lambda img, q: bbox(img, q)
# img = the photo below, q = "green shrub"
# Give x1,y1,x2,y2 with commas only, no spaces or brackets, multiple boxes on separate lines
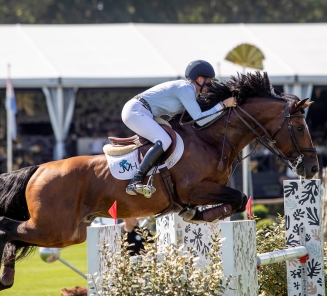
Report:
253,204,269,220
256,218,275,230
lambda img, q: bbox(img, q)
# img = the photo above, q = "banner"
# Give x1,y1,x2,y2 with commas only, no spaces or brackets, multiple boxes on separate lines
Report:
5,78,17,139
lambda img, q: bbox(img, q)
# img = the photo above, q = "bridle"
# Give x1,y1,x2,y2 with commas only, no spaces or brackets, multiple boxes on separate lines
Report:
232,101,317,172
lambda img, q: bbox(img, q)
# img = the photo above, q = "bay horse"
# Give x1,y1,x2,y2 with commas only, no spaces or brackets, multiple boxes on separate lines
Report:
0,72,318,290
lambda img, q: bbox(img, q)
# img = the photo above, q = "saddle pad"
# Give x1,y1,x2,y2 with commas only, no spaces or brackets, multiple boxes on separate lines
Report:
106,132,184,180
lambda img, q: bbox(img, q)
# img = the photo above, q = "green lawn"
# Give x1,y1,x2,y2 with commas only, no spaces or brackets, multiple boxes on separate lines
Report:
1,242,87,296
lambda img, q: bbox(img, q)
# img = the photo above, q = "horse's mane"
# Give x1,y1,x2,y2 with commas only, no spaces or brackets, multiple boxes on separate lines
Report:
198,71,299,110
196,81,232,110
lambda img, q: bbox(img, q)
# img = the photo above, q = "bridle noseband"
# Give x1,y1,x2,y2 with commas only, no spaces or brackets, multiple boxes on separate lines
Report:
233,101,317,172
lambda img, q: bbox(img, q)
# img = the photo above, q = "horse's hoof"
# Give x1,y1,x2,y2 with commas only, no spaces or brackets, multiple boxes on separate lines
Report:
0,282,13,290
178,207,197,222
1,266,14,288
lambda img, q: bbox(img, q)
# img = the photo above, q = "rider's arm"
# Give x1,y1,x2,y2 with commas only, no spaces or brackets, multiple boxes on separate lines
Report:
177,84,224,126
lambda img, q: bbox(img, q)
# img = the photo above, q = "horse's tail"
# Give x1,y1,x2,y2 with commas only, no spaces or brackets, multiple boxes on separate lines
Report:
0,166,39,264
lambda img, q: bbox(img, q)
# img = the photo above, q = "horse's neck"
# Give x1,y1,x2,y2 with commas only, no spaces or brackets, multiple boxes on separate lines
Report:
172,99,281,154
210,98,284,153
228,99,285,151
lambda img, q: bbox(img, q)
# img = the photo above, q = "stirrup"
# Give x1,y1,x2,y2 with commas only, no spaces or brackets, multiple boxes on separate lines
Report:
136,175,156,198
126,184,139,195
136,185,156,198
126,183,156,198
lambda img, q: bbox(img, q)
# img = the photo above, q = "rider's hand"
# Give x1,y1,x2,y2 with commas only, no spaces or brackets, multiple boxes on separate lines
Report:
223,97,237,108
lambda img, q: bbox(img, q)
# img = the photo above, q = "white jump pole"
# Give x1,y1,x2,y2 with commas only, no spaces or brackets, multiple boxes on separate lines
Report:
257,246,308,266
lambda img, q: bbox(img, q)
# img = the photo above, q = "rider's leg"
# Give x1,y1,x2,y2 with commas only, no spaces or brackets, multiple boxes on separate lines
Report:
122,99,171,195
126,140,164,195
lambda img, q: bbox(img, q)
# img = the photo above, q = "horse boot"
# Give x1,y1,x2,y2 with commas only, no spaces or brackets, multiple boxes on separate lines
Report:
126,140,164,197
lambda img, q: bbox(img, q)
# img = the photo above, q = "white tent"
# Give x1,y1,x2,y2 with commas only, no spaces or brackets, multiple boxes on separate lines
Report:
0,23,327,87
1,23,326,159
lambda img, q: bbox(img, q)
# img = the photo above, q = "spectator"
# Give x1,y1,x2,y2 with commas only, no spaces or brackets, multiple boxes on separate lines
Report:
90,132,104,155
122,218,153,256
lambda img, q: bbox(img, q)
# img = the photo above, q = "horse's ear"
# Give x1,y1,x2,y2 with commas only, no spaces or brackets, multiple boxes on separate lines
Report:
293,98,313,112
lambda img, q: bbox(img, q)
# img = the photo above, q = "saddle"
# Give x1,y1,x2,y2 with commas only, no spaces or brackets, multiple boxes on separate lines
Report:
104,123,177,165
103,119,185,217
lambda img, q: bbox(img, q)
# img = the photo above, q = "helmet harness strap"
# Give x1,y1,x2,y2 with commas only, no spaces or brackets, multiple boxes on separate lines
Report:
196,77,208,93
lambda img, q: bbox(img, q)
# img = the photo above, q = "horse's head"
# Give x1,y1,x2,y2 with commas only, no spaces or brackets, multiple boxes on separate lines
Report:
270,97,318,179
195,72,319,179
226,71,319,179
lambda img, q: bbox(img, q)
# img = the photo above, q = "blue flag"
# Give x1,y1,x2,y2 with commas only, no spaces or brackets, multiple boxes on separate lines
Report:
5,79,17,139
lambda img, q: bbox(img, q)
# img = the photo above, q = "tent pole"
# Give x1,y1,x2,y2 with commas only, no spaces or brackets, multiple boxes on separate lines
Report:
6,64,13,172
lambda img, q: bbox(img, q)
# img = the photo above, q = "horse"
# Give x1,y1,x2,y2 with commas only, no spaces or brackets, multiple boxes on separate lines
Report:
0,72,318,290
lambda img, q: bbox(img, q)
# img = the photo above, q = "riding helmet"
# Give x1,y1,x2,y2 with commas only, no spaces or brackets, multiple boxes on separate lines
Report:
185,60,215,80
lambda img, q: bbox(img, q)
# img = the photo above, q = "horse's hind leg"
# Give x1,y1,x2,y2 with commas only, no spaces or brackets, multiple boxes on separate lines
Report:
0,240,14,290
0,243,16,289
0,217,38,290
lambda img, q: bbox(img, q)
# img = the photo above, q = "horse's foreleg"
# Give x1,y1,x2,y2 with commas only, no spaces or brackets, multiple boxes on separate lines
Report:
179,181,247,223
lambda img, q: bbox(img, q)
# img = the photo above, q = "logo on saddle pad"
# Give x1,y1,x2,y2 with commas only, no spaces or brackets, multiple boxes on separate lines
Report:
104,132,184,180
118,159,138,173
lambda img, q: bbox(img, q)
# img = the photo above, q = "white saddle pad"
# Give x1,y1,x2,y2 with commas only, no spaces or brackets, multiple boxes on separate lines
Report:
105,132,184,180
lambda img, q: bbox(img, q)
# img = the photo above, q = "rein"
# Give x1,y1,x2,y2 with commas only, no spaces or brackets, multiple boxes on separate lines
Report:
179,108,227,129
180,100,317,178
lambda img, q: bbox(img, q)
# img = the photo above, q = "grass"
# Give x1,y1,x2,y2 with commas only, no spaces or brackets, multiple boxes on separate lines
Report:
1,242,87,296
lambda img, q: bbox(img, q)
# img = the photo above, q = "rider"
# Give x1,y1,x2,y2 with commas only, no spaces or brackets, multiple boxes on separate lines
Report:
122,60,237,196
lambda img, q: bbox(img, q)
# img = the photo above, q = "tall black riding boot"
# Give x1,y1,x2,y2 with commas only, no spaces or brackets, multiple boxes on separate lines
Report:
126,140,164,196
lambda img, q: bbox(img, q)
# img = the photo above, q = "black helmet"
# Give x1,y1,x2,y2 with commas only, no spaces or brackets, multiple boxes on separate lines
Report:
185,60,215,80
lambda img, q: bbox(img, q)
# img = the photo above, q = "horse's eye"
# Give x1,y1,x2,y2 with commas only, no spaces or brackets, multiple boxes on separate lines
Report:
296,127,303,132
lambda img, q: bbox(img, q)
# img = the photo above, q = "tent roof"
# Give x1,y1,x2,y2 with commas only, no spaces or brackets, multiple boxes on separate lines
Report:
0,23,326,88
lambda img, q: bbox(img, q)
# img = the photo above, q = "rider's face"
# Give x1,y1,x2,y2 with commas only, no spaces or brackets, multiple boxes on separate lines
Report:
195,76,212,93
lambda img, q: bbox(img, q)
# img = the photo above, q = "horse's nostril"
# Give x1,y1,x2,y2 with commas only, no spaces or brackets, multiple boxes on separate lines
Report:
311,165,318,173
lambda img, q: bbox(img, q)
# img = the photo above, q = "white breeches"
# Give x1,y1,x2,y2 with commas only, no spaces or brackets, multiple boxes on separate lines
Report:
122,98,172,151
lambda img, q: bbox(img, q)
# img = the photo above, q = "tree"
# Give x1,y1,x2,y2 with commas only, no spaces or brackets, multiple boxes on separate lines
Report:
0,0,326,24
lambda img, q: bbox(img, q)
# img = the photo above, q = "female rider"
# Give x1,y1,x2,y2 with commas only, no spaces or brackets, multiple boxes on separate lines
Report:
122,60,237,196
